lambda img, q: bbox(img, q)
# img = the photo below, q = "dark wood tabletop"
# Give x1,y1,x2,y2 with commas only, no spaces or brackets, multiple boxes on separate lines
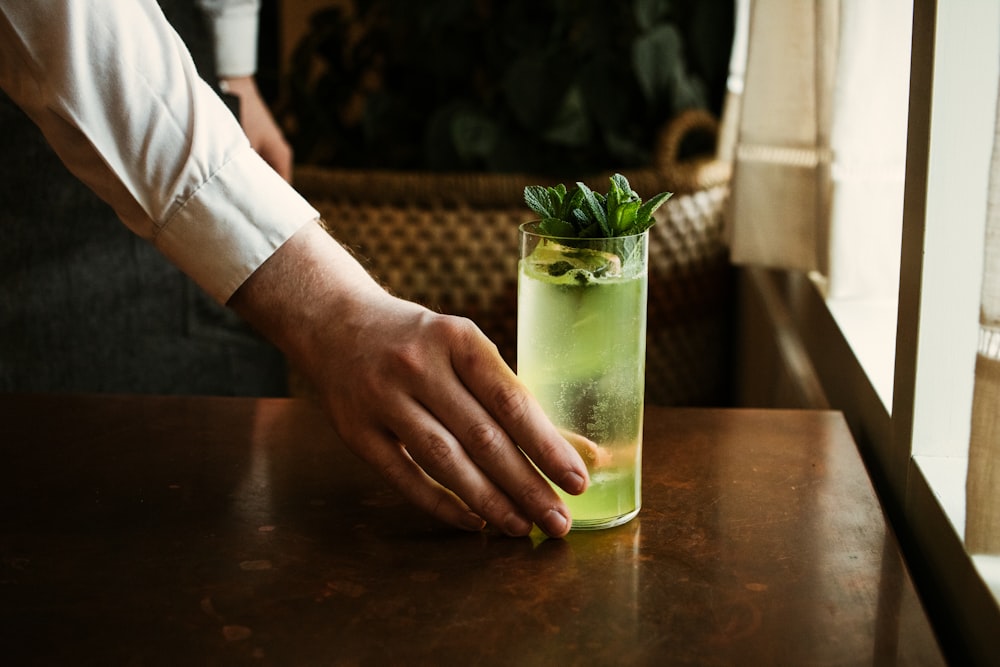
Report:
0,394,944,666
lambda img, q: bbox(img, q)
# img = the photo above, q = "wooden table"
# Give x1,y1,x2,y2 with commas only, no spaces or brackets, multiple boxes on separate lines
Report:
0,394,944,666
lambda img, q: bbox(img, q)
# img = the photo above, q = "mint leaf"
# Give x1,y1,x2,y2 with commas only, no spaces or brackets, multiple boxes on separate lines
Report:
605,176,640,234
547,183,567,216
632,190,673,233
524,185,556,218
559,187,584,222
577,181,611,237
522,173,671,239
538,217,577,238
610,173,636,200
613,200,641,234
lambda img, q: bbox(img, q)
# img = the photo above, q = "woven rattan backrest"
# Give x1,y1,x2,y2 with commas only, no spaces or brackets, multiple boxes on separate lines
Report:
317,204,524,367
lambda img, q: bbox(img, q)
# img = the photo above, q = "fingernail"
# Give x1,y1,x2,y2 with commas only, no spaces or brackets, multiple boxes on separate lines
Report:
461,512,486,531
503,512,532,537
562,471,587,495
542,508,570,537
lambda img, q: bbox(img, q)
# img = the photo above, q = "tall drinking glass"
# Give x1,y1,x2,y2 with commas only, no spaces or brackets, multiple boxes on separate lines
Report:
517,222,648,530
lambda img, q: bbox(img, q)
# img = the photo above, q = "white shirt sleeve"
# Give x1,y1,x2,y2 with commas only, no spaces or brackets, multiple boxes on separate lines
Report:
0,0,318,304
195,0,260,78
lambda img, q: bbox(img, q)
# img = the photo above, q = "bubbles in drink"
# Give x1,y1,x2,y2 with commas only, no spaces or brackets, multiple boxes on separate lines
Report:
518,238,647,529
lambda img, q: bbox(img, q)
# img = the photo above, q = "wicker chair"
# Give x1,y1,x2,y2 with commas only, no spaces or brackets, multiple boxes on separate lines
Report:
293,109,733,406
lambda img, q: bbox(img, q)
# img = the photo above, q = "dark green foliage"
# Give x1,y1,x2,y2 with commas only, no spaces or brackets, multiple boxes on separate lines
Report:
284,0,733,176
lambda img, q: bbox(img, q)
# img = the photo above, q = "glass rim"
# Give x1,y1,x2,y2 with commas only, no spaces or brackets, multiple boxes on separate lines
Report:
519,220,651,242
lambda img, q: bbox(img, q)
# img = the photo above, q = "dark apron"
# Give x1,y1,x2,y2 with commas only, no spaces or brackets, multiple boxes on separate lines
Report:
0,1,288,395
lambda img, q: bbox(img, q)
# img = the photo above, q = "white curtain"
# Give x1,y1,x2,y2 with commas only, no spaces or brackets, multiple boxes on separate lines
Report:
723,0,910,300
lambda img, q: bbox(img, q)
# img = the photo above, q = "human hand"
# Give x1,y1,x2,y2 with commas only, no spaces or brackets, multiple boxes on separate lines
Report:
314,294,591,538
229,223,590,538
220,75,293,181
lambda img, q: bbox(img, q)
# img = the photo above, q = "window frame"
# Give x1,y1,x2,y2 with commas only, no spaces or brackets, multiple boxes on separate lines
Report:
782,0,1000,661
893,0,1000,661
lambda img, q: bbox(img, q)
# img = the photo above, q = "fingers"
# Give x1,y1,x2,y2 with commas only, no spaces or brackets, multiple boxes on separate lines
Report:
300,295,592,538
405,320,590,537
560,428,611,469
383,386,571,538
448,327,591,496
359,427,487,533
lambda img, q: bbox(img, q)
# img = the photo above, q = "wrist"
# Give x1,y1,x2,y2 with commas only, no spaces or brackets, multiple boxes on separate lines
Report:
218,75,256,98
228,220,386,374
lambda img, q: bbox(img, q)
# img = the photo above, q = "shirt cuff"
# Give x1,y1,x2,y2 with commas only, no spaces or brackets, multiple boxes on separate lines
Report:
208,7,259,78
155,144,319,304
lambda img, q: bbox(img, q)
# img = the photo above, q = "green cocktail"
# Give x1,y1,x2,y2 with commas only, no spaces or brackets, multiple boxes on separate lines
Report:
517,224,648,529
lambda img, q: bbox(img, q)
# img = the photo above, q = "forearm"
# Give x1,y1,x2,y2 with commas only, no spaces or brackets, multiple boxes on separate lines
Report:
0,0,310,303
227,220,386,373
219,74,293,181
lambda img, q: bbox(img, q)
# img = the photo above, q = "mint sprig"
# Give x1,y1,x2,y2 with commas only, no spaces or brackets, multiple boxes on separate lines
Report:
524,173,672,239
